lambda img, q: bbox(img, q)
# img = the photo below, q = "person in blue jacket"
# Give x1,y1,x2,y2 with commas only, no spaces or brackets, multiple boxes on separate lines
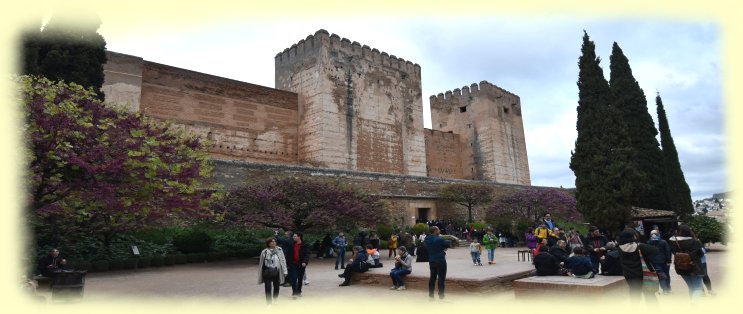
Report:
423,226,450,300
338,246,368,286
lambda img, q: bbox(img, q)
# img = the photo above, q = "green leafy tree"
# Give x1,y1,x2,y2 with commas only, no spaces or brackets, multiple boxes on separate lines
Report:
656,94,695,218
609,42,668,210
684,215,726,244
438,184,493,223
21,76,213,254
20,12,107,99
570,31,638,233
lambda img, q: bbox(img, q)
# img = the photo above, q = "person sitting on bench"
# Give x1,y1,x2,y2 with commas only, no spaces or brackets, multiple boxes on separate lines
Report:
338,246,368,286
390,246,413,290
38,248,67,277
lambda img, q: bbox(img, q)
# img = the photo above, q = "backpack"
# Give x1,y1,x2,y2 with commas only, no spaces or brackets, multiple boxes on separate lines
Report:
672,240,694,271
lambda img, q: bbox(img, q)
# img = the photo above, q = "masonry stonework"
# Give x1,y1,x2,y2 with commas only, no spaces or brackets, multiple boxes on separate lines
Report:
102,29,534,225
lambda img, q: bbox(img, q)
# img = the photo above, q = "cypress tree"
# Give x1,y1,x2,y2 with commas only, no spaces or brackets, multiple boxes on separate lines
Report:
20,13,107,100
570,31,638,232
656,94,694,219
609,43,668,210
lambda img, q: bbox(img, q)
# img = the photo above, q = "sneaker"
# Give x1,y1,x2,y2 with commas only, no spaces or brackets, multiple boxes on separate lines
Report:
478,263,483,266
303,280,310,285
390,286,398,290
397,286,406,291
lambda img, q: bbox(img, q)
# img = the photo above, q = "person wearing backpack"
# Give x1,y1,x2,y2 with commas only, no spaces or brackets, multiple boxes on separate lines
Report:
669,225,705,300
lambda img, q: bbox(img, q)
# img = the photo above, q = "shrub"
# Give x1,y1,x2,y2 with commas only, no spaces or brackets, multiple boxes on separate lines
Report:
138,256,152,268
376,224,394,240
91,260,109,272
412,223,428,236
173,230,213,254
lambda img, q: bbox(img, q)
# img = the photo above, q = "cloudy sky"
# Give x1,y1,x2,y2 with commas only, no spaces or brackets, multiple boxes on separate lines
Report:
94,15,725,200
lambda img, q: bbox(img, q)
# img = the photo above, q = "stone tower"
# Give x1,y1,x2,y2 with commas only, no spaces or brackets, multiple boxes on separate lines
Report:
429,81,530,184
275,29,427,176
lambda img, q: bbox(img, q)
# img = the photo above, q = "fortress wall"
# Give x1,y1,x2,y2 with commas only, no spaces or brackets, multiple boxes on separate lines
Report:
424,129,464,179
127,58,299,164
275,29,427,175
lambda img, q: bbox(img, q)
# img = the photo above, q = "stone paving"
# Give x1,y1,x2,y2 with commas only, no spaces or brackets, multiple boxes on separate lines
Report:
33,245,727,310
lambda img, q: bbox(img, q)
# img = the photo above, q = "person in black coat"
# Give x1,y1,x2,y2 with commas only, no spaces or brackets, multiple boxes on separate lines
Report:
533,251,562,276
286,232,310,298
617,229,659,304
648,229,672,294
38,248,67,277
599,242,622,276
669,225,705,300
276,230,294,287
548,240,570,264
583,226,608,274
338,246,369,286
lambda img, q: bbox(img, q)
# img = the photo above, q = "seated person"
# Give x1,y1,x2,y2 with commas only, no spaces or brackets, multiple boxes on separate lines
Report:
534,251,563,276
365,244,383,268
37,248,67,277
566,247,594,279
548,240,570,264
338,246,368,286
390,246,413,290
599,242,623,276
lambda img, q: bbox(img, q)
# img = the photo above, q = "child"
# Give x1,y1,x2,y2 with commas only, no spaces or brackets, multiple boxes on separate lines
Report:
469,237,483,266
566,247,594,278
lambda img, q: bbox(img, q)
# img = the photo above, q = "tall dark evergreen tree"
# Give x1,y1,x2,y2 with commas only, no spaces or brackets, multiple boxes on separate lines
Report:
21,13,107,100
656,94,694,219
609,42,668,210
570,32,638,232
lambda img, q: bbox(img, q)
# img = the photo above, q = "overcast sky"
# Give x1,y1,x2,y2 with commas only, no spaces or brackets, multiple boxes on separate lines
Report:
96,16,725,201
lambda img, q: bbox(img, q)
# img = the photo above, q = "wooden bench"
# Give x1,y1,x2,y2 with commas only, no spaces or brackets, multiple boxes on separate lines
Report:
513,275,627,298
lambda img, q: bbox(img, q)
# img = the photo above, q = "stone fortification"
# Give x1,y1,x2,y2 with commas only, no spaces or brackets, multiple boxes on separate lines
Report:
430,81,530,185
275,29,427,176
103,51,300,165
424,129,464,179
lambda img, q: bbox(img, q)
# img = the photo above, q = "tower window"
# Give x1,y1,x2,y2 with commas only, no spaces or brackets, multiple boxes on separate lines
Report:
504,107,509,114
459,106,467,113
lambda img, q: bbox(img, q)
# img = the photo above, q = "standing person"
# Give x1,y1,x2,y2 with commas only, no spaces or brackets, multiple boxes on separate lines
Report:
321,234,334,258
584,226,608,275
482,228,497,264
700,247,716,296
424,226,450,301
534,223,550,244
525,229,538,252
258,238,288,305
469,237,483,266
498,232,507,248
617,229,659,304
333,232,347,270
287,232,310,299
369,231,381,250
388,233,399,259
648,229,672,294
541,213,556,230
390,246,413,290
669,225,705,300
276,230,294,287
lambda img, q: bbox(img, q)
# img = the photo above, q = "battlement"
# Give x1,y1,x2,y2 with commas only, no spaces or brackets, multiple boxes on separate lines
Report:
429,80,520,107
275,29,421,78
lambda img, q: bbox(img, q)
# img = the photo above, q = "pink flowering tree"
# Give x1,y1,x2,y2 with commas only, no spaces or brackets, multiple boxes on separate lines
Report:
215,178,390,232
485,188,581,229
21,76,213,251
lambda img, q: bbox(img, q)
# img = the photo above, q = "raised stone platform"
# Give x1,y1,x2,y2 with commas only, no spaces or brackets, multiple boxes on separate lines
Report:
513,275,627,298
348,247,535,293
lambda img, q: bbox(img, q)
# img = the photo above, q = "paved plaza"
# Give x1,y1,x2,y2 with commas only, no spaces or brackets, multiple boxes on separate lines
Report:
33,245,727,310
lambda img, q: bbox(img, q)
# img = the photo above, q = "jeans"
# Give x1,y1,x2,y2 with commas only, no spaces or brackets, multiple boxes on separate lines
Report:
335,247,346,268
652,262,671,292
470,252,481,264
626,277,657,304
589,254,600,274
487,248,495,262
263,274,280,304
681,274,704,299
390,268,411,287
287,263,306,296
428,261,447,299
701,262,712,292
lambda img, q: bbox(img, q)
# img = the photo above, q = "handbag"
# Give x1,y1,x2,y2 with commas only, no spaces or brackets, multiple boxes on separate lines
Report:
639,250,659,293
262,265,279,279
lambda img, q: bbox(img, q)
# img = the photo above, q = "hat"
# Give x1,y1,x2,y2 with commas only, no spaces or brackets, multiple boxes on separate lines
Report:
618,231,636,245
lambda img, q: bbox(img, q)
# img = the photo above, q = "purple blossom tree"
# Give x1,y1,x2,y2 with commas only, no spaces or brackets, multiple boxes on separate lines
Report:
21,76,213,250
215,178,389,232
485,188,581,227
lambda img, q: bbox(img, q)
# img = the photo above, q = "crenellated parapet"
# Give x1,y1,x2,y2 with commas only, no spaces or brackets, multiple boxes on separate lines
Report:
430,80,520,109
275,29,421,79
